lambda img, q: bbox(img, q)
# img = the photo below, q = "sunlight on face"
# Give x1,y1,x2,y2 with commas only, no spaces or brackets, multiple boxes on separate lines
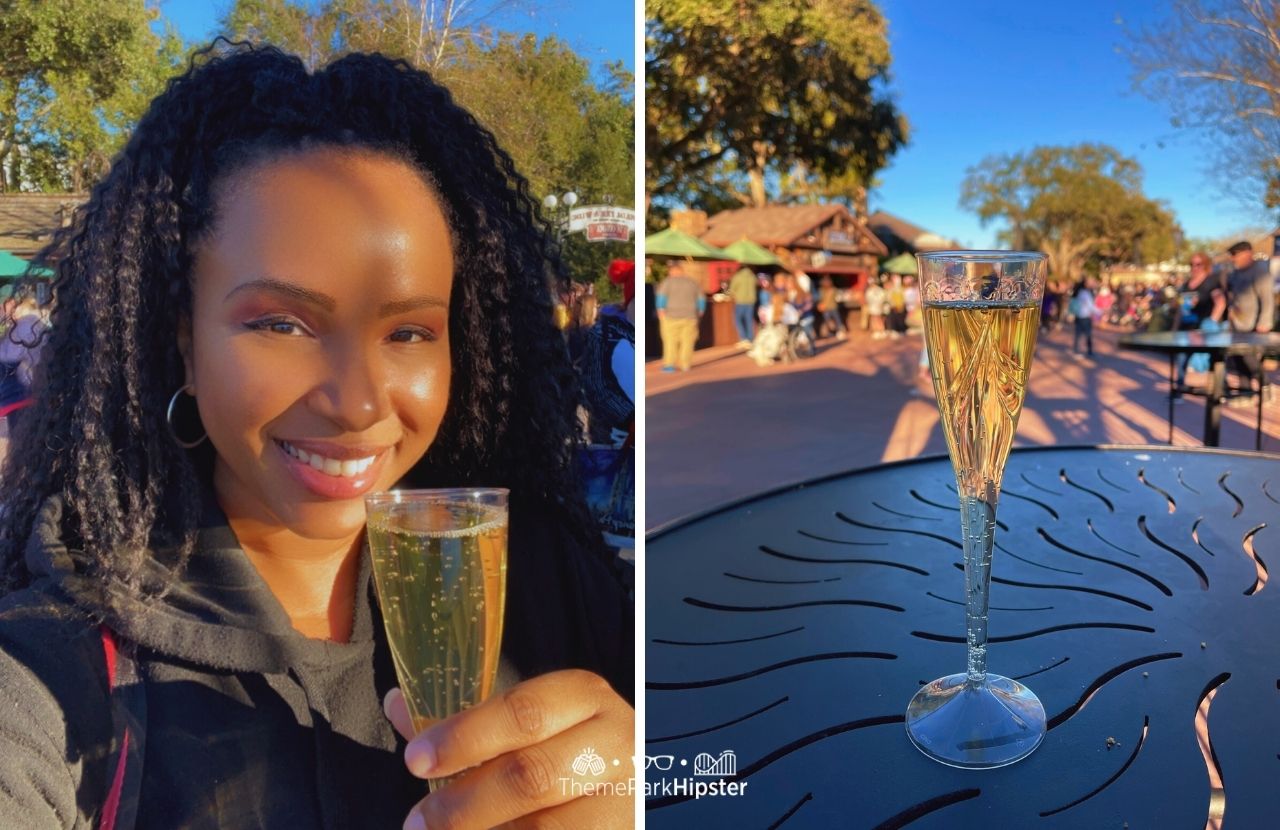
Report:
181,148,455,540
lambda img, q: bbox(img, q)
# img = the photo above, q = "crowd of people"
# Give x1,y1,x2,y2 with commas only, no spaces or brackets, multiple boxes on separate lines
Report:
862,273,921,340
651,240,1276,407
660,266,925,369
1028,240,1275,398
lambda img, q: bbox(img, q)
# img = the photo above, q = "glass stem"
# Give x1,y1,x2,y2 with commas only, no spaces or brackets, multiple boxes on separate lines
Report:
958,484,999,685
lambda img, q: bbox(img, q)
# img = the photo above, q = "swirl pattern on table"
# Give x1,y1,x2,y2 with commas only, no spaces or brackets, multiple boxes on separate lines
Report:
645,447,1278,829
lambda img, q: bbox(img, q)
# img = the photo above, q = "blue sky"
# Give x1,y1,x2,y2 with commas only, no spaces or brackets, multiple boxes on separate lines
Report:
158,0,634,79
873,0,1270,249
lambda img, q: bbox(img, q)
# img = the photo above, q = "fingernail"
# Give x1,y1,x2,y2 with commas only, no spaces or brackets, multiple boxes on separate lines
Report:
383,688,401,719
403,810,426,830
405,738,436,778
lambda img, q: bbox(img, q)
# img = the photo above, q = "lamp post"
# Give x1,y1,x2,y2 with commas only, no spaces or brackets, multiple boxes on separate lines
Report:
542,191,578,241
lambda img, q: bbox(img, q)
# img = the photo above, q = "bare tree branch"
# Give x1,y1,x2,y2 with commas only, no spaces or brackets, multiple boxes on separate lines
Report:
1176,69,1280,97
1127,0,1280,212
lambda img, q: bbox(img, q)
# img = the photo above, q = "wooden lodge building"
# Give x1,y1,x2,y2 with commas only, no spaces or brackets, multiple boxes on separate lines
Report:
656,204,886,348
0,193,85,257
670,204,888,294
866,210,959,257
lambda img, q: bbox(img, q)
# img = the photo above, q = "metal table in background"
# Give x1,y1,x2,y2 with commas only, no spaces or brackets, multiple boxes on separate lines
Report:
645,447,1280,829
1117,331,1280,449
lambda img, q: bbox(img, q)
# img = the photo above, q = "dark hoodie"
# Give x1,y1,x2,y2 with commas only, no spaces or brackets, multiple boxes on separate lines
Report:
0,482,633,829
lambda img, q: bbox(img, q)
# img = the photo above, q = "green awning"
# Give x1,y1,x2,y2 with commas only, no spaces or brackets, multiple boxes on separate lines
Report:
720,238,782,267
881,252,918,275
644,227,729,259
0,250,53,278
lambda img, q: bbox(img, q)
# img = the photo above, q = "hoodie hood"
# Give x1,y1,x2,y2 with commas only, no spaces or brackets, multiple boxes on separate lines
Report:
23,481,377,675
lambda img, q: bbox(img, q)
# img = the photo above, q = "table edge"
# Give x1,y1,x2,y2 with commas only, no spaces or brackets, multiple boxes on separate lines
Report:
646,443,1280,541
1117,335,1280,355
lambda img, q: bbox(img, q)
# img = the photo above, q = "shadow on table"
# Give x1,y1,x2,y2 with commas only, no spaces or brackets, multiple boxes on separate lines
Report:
647,357,1201,530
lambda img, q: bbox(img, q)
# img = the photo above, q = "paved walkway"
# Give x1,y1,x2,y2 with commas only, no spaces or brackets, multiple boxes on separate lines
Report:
646,324,1280,530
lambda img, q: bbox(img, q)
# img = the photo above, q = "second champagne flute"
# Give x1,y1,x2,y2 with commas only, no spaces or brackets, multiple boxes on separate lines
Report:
365,488,509,790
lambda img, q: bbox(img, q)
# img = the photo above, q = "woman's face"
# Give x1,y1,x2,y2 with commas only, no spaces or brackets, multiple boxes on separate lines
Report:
179,148,454,540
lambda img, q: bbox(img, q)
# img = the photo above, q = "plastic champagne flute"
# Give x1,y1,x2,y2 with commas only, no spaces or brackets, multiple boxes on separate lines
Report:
905,251,1048,769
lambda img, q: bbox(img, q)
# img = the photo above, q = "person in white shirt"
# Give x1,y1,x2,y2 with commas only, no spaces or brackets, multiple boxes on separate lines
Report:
864,277,887,339
1069,277,1098,356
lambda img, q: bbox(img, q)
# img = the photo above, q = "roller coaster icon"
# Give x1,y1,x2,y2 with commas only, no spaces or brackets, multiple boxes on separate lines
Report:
692,750,737,777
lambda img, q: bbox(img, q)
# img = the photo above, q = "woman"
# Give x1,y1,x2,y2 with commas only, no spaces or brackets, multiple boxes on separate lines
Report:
1174,253,1227,390
0,45,633,829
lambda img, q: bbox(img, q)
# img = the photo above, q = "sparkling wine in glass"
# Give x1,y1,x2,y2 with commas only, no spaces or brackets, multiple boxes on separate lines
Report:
905,251,1047,769
366,488,509,788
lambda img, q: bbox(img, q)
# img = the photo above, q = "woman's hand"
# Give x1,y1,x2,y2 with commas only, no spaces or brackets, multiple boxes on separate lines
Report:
384,669,635,829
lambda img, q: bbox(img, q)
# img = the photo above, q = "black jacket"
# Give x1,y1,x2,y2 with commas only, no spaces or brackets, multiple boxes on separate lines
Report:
0,483,633,828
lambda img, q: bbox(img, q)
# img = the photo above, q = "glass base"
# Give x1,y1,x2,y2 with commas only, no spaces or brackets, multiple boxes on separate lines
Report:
905,673,1046,769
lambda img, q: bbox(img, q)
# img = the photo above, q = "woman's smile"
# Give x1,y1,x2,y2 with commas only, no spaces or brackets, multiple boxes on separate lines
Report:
273,438,396,499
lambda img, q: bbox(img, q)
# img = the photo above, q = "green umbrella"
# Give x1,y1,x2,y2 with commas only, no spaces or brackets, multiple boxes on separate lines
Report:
644,227,729,259
720,238,782,267
881,252,918,275
0,250,53,278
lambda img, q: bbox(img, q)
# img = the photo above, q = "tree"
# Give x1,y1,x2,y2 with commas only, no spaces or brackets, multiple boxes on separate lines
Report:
1125,0,1280,213
0,0,185,191
220,0,346,69
221,0,536,71
646,0,907,210
222,4,631,200
440,37,634,291
780,164,876,215
960,144,1181,281
440,36,632,198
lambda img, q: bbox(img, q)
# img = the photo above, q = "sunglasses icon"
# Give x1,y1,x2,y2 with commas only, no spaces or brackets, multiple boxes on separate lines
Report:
645,755,675,770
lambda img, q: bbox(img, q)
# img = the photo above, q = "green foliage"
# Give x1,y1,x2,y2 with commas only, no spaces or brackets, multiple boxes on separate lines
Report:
220,0,345,68
440,35,632,198
440,36,635,285
779,164,874,214
0,0,185,191
443,38,634,285
960,143,1182,280
646,0,907,209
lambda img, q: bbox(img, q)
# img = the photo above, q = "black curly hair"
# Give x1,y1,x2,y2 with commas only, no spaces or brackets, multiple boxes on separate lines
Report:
0,42,598,596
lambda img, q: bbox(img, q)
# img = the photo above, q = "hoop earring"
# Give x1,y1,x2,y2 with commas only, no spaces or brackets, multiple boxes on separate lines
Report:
166,385,208,449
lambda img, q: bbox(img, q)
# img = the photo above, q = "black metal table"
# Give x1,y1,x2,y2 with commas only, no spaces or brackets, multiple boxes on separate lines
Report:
645,447,1280,829
1117,331,1280,448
